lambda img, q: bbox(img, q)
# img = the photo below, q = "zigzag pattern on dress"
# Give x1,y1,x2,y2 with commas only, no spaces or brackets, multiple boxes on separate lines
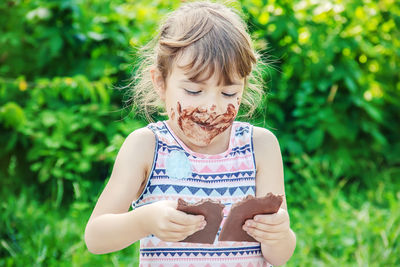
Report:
235,126,250,137
139,261,271,267
136,194,250,206
144,184,255,197
157,140,252,157
140,247,261,257
151,169,255,180
132,121,272,266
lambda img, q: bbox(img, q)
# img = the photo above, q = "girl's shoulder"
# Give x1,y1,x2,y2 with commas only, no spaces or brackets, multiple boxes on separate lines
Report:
252,126,281,165
125,126,156,151
252,126,278,144
121,126,156,169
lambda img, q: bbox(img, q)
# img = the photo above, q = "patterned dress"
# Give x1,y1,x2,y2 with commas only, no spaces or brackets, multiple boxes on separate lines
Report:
132,121,272,267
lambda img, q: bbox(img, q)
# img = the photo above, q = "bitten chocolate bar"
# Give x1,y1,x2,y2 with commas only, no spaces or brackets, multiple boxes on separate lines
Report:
177,198,224,244
177,193,283,243
218,193,283,242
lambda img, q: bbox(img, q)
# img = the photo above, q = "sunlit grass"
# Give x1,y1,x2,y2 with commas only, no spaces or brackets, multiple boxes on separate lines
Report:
287,178,400,266
0,187,139,267
1,174,399,266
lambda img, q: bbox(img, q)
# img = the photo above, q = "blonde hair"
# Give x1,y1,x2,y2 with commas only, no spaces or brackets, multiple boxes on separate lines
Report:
128,1,267,122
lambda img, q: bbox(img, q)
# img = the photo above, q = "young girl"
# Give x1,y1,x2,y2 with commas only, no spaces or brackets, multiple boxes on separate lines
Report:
85,1,296,266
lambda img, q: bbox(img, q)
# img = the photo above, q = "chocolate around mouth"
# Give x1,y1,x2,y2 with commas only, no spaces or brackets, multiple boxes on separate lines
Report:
194,121,215,128
194,121,229,130
195,122,211,128
177,103,236,126
176,102,237,145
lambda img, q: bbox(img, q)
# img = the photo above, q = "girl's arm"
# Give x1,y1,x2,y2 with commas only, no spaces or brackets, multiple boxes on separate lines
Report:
84,128,205,254
249,126,296,266
84,127,155,254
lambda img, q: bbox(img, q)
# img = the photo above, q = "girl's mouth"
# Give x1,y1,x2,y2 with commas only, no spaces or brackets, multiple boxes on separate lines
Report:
194,121,214,130
176,102,237,139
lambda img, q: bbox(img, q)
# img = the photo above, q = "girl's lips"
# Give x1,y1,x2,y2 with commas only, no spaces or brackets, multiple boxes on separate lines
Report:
194,121,214,129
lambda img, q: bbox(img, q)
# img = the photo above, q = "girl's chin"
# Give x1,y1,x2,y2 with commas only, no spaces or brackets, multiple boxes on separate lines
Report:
186,136,214,147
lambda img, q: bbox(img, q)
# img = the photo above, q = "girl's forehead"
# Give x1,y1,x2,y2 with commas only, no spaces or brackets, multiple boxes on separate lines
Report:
174,50,194,66
171,51,244,86
173,66,244,86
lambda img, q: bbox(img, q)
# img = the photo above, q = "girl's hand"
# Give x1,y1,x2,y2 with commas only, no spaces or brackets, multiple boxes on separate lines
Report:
242,208,291,246
143,200,206,242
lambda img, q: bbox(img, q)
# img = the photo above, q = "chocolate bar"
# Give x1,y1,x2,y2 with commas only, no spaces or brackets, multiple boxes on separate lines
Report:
177,198,224,244
218,193,284,242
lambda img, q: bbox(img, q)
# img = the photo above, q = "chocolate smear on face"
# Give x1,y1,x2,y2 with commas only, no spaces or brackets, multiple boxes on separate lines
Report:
176,102,237,146
170,107,176,120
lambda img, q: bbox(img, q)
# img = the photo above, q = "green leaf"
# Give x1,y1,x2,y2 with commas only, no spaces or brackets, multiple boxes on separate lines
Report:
306,129,325,151
286,139,303,155
42,111,57,127
0,102,26,129
344,76,357,93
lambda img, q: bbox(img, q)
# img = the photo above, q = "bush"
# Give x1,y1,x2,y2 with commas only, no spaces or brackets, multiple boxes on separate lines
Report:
0,75,146,206
243,0,400,188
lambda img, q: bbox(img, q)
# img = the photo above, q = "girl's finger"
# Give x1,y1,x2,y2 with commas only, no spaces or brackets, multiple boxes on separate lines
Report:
167,221,206,233
244,226,287,241
159,231,189,242
169,209,205,226
159,225,205,242
244,219,289,233
253,209,289,225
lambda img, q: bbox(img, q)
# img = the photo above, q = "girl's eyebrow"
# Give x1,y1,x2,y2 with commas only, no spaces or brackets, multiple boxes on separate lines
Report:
180,79,243,86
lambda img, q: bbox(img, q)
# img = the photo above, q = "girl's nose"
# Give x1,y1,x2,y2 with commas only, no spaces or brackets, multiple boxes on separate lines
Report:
199,91,223,113
197,104,219,115
196,102,217,113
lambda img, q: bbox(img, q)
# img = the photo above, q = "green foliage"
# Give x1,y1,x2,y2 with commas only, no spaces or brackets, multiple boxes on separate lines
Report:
243,0,400,188
289,177,400,266
0,187,140,266
0,102,26,129
0,75,146,206
0,0,180,80
1,0,400,266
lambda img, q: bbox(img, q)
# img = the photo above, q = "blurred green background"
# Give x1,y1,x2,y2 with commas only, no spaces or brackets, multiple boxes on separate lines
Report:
1,0,399,266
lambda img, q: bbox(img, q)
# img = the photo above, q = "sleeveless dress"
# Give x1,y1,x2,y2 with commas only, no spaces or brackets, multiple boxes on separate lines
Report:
132,121,272,267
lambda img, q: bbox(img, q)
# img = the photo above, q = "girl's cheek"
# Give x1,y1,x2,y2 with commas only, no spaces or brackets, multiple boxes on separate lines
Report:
170,107,176,121
236,96,242,107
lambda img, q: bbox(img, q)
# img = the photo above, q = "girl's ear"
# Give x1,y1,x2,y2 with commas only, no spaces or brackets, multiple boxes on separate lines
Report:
150,67,166,101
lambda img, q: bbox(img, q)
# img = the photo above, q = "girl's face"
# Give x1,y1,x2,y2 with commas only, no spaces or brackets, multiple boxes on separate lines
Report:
157,55,245,150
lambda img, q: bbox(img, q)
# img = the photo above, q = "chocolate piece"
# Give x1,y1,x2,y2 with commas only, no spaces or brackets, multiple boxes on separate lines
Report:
177,198,225,244
218,193,284,242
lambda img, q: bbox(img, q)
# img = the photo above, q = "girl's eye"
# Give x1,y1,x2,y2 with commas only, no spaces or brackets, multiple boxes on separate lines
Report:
222,92,237,97
184,89,201,95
